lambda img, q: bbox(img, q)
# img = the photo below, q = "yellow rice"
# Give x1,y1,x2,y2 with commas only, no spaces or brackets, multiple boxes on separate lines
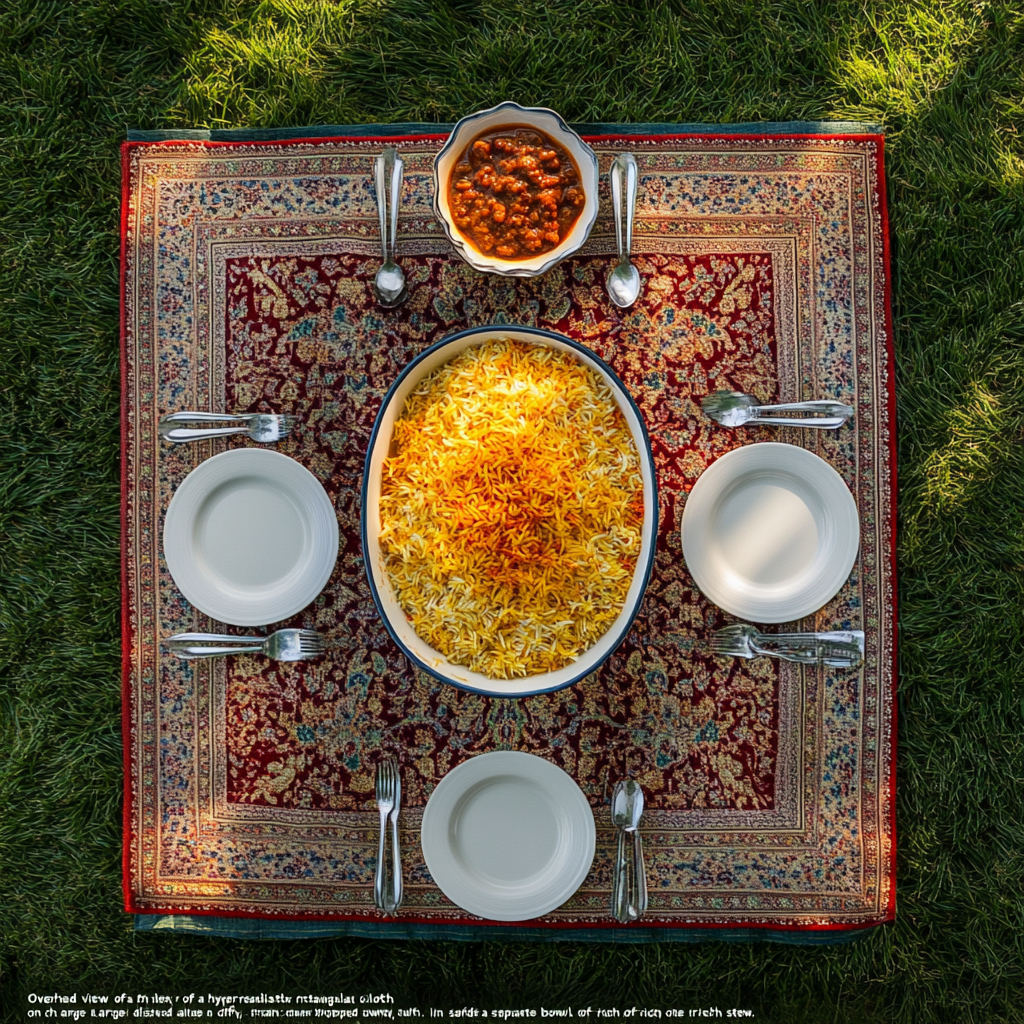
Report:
379,337,643,679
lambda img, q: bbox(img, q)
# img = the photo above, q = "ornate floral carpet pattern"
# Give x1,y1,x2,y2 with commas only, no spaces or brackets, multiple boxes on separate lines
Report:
121,125,895,933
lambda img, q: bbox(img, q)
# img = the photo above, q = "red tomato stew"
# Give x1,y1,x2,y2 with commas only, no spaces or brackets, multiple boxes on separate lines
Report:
447,127,586,260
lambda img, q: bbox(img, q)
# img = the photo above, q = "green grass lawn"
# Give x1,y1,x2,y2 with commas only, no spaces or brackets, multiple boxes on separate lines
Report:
1,1,1023,1021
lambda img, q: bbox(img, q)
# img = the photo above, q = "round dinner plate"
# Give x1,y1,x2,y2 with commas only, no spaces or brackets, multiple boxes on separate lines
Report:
681,442,860,623
421,751,596,921
163,448,339,626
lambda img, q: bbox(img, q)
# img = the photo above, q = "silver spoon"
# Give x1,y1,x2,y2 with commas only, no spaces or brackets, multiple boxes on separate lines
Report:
607,153,641,309
373,147,408,308
701,391,854,429
158,411,296,444
610,778,647,923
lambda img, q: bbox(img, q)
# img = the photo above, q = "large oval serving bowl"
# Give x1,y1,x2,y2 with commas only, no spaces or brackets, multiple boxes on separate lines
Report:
433,102,600,278
361,325,658,698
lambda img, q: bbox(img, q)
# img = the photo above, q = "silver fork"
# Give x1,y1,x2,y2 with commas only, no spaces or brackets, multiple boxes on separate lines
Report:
374,759,403,914
163,629,325,661
159,411,298,444
710,623,864,668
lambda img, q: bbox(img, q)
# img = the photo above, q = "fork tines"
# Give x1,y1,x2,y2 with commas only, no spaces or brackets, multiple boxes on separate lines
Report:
709,639,745,656
298,631,325,655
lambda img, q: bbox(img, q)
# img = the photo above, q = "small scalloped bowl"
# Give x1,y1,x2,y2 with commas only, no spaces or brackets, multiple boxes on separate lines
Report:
433,102,600,277
361,325,659,698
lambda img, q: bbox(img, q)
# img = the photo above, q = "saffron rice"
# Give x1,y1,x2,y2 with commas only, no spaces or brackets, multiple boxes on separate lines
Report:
379,337,643,679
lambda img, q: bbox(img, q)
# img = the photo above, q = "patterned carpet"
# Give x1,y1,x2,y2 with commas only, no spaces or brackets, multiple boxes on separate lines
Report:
121,126,895,934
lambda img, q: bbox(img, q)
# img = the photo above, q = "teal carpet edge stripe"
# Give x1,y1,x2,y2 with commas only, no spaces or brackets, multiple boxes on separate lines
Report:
126,120,883,142
135,915,875,945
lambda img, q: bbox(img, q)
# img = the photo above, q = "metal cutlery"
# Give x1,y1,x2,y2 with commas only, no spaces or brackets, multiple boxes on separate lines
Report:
610,778,647,923
701,391,853,429
374,759,403,914
372,147,408,309
163,629,325,661
606,152,641,309
159,411,297,444
710,623,864,668
388,761,403,913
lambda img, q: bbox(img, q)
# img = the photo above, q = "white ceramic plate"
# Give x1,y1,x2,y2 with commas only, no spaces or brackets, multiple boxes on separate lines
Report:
421,751,596,921
163,448,339,626
681,442,860,622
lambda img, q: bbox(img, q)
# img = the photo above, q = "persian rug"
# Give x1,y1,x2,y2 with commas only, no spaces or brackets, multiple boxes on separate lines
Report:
121,121,896,938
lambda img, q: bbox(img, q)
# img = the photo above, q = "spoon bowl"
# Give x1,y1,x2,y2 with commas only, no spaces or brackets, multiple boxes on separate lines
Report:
612,778,644,831
374,260,408,308
607,259,641,309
